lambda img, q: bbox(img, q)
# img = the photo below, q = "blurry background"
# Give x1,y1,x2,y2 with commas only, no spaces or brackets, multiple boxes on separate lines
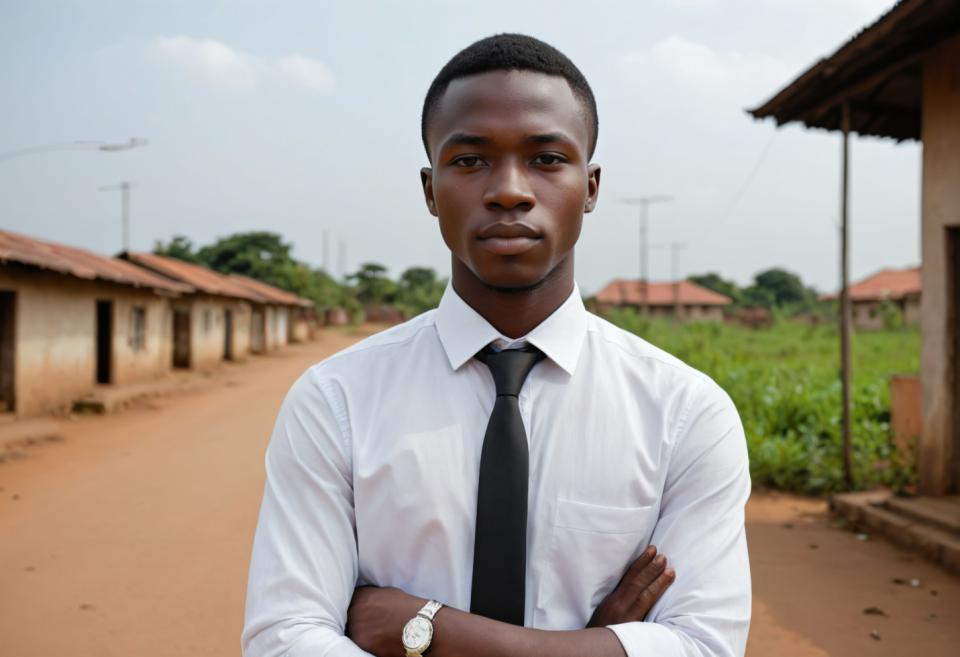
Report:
1,0,918,294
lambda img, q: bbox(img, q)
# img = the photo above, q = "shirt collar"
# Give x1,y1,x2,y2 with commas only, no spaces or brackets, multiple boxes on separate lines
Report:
434,281,588,376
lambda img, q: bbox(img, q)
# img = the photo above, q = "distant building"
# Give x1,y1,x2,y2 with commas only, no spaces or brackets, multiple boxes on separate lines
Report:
821,267,921,330
120,252,261,367
227,274,316,344
595,279,732,321
0,230,189,416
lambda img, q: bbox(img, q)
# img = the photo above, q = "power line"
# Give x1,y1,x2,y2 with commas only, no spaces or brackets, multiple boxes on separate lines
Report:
694,129,778,245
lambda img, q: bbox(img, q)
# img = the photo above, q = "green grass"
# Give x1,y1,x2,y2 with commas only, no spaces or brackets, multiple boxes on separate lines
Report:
604,309,920,494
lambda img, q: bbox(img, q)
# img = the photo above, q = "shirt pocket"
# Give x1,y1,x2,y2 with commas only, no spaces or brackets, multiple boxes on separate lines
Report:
534,499,658,630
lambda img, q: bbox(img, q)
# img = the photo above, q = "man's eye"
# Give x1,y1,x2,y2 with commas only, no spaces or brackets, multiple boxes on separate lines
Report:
532,154,565,166
453,156,484,167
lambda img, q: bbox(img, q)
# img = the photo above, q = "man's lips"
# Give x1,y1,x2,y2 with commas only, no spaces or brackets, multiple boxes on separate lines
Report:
477,221,541,240
476,222,542,256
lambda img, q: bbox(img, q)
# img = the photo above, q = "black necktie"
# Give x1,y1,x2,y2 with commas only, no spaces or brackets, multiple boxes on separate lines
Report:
470,344,545,625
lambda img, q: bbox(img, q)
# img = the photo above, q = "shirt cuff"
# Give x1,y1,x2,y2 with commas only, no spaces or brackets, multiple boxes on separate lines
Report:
280,632,376,657
607,621,684,657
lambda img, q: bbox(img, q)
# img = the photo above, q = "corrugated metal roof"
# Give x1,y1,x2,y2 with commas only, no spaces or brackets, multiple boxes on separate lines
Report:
822,266,921,301
121,252,266,302
749,0,960,141
595,279,732,306
228,274,314,307
0,229,191,294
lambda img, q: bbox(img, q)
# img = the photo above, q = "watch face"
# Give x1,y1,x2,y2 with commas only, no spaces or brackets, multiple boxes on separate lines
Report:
402,616,433,651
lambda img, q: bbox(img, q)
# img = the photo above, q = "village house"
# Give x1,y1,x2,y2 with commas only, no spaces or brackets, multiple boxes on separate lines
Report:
227,274,316,345
822,267,921,330
120,252,261,367
594,279,732,321
0,230,191,417
751,0,959,512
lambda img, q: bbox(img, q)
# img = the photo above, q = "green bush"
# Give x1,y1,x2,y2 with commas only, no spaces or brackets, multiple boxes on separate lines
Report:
603,308,919,494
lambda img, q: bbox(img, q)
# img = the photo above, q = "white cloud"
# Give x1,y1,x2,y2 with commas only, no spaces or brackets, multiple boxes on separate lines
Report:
620,36,793,112
149,36,334,93
151,36,258,90
273,55,335,93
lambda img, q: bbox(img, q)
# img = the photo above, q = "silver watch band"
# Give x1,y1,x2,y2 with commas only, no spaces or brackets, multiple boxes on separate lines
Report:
417,600,443,621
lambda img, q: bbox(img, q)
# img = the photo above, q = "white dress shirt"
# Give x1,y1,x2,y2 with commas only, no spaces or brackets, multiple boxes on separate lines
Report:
242,283,751,657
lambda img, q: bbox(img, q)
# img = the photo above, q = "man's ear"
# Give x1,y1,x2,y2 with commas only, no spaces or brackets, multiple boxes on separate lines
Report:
584,164,601,214
421,167,438,217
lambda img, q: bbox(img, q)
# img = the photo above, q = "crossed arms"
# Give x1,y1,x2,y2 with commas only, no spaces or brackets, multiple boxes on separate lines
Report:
241,371,752,657
345,545,675,657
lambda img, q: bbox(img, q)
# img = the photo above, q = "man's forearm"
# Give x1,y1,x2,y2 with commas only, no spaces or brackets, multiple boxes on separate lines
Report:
430,606,627,657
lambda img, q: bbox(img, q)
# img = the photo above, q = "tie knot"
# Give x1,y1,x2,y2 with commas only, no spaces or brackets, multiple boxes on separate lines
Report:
476,345,545,397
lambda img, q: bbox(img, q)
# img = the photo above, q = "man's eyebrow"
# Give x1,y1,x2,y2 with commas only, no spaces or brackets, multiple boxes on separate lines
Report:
440,133,491,149
525,132,575,145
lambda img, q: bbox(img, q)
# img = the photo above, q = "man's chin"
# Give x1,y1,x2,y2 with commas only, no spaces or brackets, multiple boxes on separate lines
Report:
478,277,548,294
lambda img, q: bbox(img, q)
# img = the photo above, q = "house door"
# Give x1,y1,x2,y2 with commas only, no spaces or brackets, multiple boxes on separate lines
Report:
0,291,15,412
96,300,113,384
172,310,191,369
223,309,234,361
251,309,265,354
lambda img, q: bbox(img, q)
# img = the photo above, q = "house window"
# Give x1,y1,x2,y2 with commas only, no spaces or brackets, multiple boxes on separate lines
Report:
203,309,212,333
129,307,147,351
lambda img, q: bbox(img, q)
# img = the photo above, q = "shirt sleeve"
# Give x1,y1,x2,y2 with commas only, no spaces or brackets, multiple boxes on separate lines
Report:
607,377,752,657
241,367,373,657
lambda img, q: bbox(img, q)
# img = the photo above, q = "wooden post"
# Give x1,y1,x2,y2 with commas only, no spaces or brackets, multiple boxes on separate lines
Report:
840,102,854,490
640,202,649,316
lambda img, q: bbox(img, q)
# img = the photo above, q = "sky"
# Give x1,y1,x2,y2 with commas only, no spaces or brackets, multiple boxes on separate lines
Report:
0,0,919,296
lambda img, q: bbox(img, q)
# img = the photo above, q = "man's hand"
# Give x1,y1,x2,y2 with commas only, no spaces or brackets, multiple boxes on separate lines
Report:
587,545,675,628
347,586,424,656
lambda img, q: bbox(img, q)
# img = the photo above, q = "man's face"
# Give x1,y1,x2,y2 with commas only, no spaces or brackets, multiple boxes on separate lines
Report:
422,70,600,290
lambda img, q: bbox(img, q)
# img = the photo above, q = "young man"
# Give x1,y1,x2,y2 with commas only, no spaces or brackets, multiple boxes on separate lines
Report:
243,34,751,657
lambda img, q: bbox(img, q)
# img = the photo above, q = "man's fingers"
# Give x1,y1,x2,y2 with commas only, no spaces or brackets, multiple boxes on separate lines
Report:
622,553,667,599
630,567,676,617
617,545,657,589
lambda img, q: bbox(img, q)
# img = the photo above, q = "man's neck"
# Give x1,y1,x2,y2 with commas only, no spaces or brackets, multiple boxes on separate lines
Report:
451,257,574,339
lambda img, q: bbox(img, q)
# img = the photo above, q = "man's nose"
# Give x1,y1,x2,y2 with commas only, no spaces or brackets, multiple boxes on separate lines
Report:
483,161,535,211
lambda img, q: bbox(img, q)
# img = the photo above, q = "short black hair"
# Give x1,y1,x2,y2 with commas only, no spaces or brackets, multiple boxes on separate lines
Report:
421,33,598,160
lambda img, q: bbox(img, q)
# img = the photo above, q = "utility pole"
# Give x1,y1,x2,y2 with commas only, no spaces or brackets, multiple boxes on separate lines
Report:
99,181,135,252
621,196,673,315
669,241,687,323
322,230,330,272
652,241,688,323
338,239,347,281
839,102,854,490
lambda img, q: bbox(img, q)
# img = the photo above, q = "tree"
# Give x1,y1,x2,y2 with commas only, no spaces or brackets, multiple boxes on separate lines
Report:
688,272,742,304
153,235,200,263
196,231,299,290
742,268,816,310
348,262,398,305
396,266,446,316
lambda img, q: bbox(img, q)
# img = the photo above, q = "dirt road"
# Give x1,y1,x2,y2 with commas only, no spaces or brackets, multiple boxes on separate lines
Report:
1,329,957,657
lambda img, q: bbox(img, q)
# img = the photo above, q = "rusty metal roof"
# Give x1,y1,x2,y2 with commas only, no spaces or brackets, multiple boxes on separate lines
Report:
121,252,266,302
0,229,191,294
596,279,732,306
749,0,960,141
228,274,314,307
822,266,921,301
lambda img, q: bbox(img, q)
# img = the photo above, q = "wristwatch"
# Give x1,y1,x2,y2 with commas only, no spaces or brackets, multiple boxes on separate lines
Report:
401,599,443,656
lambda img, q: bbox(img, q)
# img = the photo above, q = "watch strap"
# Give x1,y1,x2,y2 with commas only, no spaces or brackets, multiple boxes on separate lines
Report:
417,599,443,621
